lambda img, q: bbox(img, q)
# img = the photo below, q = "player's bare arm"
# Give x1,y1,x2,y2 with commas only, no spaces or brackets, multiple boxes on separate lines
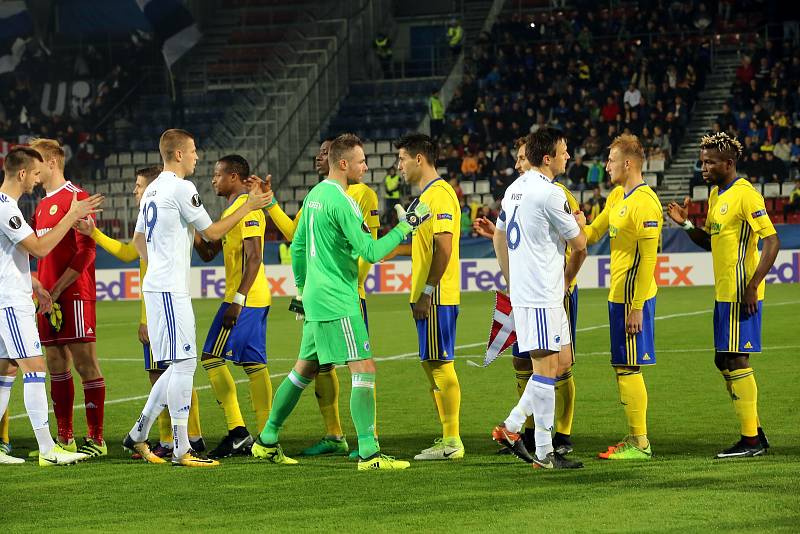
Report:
413,232,452,320
222,235,262,329
132,232,147,264
201,181,271,241
492,225,510,292
19,192,103,259
192,230,222,262
667,197,711,251
744,233,780,315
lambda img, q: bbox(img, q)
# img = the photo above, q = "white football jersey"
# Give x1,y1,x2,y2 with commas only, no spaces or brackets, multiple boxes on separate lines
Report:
496,169,580,308
135,172,212,295
0,192,35,308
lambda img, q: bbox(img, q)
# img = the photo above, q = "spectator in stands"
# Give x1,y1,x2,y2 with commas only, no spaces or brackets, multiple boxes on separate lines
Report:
568,154,588,189
373,33,393,78
492,143,515,194
461,148,478,181
773,137,792,165
763,150,788,183
651,125,672,162
623,84,642,109
736,55,755,85
717,102,736,131
449,175,464,202
384,165,401,214
279,241,292,265
447,18,464,58
601,96,620,123
459,197,472,237
741,151,767,183
582,127,602,159
783,179,800,220
445,147,462,176
791,136,800,167
429,90,445,139
90,132,108,181
586,160,605,189
587,187,606,222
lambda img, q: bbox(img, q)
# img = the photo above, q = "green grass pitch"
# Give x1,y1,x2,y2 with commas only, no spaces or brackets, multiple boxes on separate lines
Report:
3,285,800,532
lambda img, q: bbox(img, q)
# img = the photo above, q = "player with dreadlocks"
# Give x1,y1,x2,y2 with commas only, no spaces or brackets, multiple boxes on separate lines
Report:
667,132,780,458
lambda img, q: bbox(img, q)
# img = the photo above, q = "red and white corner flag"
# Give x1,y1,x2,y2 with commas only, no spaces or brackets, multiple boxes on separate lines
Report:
484,291,516,367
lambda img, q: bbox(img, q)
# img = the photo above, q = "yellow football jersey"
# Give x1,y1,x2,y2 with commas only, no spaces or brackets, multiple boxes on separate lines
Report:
221,194,270,307
411,178,461,305
585,184,662,306
347,183,380,299
705,178,776,302
554,180,580,291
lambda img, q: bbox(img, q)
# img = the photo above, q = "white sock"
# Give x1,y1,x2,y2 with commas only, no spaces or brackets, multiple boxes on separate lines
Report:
129,365,173,442
23,372,56,454
168,358,196,458
0,374,15,422
528,375,555,460
504,402,528,434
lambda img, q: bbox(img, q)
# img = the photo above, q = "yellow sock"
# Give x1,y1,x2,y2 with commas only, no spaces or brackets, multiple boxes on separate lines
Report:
721,369,733,398
188,388,202,439
615,369,648,439
555,368,576,436
157,409,173,445
422,361,444,425
244,364,272,431
202,357,245,431
0,409,9,443
315,365,343,438
430,361,461,440
729,368,759,437
515,369,534,430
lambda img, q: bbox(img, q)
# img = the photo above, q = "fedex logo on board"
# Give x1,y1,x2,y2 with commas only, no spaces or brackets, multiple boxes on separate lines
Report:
596,256,694,287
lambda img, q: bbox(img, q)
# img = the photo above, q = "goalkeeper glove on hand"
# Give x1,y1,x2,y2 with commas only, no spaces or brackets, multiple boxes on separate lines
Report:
288,291,304,321
396,198,431,235
46,302,63,332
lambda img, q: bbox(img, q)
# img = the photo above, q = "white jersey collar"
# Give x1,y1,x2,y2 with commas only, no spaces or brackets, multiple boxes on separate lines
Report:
45,180,73,198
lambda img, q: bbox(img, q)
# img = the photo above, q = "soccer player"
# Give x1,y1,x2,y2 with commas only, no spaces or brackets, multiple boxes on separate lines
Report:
122,129,270,467
30,138,106,457
0,146,101,465
389,133,464,461
581,134,663,460
256,138,381,459
490,128,586,469
251,133,427,470
474,136,584,455
667,132,779,458
76,166,205,458
195,154,274,459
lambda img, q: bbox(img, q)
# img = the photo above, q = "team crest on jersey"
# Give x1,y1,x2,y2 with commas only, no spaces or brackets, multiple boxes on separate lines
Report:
34,341,40,349
554,335,561,344
364,340,370,351
183,343,191,351
49,205,58,216
618,205,628,217
719,203,729,215
8,216,21,229
191,194,202,207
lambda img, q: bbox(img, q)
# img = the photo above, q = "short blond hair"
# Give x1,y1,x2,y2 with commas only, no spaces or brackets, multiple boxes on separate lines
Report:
609,134,645,163
159,129,194,162
29,138,65,171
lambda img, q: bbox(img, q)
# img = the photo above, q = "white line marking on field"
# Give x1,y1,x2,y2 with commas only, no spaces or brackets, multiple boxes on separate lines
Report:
8,300,797,420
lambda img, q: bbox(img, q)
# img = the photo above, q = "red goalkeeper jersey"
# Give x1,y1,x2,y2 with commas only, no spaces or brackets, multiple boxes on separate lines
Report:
33,181,96,301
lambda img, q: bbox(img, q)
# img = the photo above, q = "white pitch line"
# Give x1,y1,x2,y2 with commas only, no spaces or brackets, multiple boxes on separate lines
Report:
8,300,797,420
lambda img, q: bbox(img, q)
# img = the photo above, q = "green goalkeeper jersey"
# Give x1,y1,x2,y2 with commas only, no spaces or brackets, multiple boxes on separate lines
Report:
291,179,408,321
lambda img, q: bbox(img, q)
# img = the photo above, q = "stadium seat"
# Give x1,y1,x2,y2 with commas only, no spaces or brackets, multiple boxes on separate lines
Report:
461,181,475,195
132,152,147,165
644,173,657,187
763,183,781,198
647,159,665,172
118,153,132,165
692,185,709,201
285,200,300,215
287,175,303,187
475,180,491,194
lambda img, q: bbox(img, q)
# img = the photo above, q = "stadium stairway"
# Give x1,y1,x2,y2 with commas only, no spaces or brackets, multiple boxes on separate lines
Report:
660,49,741,203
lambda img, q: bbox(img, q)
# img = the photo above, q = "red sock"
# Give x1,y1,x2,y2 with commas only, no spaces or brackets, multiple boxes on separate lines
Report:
83,377,106,442
50,371,74,442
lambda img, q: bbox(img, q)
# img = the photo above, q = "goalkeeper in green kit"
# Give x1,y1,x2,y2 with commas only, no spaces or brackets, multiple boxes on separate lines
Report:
251,133,430,470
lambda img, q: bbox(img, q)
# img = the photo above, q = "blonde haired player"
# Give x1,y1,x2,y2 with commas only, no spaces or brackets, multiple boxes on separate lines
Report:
581,134,662,460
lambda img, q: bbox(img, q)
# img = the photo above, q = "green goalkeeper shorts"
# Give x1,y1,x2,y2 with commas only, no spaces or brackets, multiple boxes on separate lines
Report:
298,315,372,365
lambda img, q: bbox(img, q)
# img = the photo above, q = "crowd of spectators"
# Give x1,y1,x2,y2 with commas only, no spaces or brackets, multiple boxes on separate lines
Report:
433,4,714,207
0,36,156,183
690,37,800,188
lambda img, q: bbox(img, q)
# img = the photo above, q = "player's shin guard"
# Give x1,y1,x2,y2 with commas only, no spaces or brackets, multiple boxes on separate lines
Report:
188,388,202,439
431,362,461,440
82,377,105,441
729,368,758,437
130,365,173,443
50,370,74,442
350,373,379,459
202,357,245,431
244,364,272,431
23,372,56,454
0,375,15,437
615,368,648,439
555,369,576,436
167,358,196,458
259,370,310,444
315,364,343,438
515,369,534,431
421,361,444,425
528,375,556,460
